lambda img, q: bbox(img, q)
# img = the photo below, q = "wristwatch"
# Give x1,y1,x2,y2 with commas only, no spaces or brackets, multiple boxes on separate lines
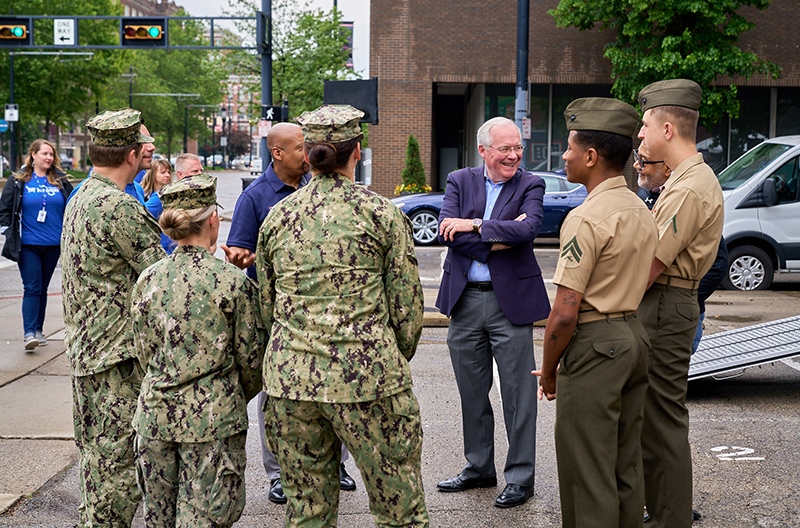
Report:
472,218,482,233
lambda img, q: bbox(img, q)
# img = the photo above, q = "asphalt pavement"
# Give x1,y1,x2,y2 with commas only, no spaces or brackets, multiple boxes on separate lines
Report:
1,171,799,526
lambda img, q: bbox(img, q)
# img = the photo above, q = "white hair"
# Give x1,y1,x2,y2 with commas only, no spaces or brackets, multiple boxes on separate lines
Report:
477,117,521,149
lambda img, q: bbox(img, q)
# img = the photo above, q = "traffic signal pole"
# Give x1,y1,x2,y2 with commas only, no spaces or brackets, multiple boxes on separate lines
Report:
261,0,271,162
515,0,529,170
9,52,15,171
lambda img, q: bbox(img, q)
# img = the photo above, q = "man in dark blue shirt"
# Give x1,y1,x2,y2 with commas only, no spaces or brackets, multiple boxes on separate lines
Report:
221,122,357,503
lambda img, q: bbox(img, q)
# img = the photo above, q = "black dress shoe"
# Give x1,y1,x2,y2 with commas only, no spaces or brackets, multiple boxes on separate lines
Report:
268,477,287,504
340,463,356,491
436,473,497,492
494,483,532,508
693,510,702,522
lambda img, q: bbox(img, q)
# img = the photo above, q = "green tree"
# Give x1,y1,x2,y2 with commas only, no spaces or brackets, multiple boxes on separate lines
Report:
396,135,429,194
101,10,226,159
549,0,781,125
223,0,354,119
0,0,128,160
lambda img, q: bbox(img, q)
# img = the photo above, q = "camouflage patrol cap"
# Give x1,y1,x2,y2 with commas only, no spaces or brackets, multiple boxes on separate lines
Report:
296,105,364,143
564,97,639,138
160,172,222,210
86,108,155,147
638,79,702,113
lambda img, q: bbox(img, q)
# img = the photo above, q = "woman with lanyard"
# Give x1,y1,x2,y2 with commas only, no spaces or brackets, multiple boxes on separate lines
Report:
0,139,73,350
130,173,265,527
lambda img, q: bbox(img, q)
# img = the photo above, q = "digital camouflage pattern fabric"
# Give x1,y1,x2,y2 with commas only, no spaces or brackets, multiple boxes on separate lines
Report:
265,390,429,528
136,431,248,528
71,358,143,528
160,172,221,211
131,245,266,443
295,105,364,143
255,172,424,403
61,172,165,377
85,108,155,147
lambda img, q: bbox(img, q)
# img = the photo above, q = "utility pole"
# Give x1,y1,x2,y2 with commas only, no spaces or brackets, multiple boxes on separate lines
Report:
515,0,530,170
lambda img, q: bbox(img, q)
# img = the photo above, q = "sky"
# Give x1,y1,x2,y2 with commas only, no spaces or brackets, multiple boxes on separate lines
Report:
182,0,370,77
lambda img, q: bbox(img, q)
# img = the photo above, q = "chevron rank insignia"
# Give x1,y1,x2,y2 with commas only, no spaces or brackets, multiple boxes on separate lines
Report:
663,214,678,236
560,236,583,266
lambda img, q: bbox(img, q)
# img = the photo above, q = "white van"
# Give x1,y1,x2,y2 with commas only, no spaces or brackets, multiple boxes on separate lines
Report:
718,135,800,290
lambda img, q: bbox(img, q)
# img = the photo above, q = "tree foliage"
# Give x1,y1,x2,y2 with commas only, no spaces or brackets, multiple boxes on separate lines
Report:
223,0,354,119
100,10,226,159
549,0,781,125
396,135,430,194
0,0,128,157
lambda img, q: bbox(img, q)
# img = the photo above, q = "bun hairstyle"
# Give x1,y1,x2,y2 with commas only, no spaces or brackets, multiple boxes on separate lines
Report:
159,205,215,241
305,137,360,173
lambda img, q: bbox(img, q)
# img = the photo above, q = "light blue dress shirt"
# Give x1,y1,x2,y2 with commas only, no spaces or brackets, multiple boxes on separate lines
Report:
467,169,506,282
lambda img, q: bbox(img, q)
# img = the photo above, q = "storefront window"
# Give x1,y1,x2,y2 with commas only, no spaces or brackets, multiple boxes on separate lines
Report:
777,87,800,137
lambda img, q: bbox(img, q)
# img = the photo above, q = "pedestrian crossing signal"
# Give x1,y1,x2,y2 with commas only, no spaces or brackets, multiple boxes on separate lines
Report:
121,18,167,47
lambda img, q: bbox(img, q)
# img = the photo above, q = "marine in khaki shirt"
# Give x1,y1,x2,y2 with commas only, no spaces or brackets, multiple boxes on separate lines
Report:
651,152,724,282
534,97,657,528
636,79,724,528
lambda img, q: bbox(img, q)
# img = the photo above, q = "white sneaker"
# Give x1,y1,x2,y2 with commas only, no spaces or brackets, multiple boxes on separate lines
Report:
24,335,39,350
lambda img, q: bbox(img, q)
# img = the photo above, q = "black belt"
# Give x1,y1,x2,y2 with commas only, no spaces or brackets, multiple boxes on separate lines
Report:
465,281,493,291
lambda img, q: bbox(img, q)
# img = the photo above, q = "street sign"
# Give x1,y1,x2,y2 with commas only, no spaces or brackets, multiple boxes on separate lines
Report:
0,119,8,133
262,105,287,122
214,124,222,133
220,136,227,147
258,120,272,137
54,19,75,46
5,104,18,122
522,118,531,140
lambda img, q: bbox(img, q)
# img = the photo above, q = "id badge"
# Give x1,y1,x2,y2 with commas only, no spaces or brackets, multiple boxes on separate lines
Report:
37,209,47,223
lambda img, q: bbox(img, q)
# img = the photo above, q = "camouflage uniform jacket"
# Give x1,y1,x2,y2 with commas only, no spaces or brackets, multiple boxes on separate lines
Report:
256,172,424,403
131,245,266,443
61,172,165,377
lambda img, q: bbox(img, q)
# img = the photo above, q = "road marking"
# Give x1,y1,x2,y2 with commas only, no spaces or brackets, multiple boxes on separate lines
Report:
781,357,800,372
710,445,765,461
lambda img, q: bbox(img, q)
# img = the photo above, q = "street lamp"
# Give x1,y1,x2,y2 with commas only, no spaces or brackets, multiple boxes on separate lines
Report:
220,104,227,169
227,95,233,168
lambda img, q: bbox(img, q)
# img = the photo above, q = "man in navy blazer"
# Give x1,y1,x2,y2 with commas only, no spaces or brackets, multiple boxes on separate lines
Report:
435,116,550,509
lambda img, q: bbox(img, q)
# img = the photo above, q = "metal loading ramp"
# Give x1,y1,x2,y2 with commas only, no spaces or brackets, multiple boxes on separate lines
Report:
688,315,800,381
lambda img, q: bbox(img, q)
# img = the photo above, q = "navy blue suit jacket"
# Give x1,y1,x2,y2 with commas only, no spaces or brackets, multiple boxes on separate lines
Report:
435,166,551,326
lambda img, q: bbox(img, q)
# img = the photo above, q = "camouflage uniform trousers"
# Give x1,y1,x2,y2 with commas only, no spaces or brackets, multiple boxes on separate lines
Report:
265,389,429,528
71,358,143,528
135,431,247,528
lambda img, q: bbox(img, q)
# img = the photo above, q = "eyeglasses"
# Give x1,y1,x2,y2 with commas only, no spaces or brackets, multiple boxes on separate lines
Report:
632,149,664,166
488,144,525,155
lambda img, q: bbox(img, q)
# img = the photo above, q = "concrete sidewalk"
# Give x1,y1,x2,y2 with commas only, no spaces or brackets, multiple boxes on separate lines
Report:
2,278,800,517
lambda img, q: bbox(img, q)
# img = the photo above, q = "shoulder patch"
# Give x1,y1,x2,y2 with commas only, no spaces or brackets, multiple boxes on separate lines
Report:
560,236,583,264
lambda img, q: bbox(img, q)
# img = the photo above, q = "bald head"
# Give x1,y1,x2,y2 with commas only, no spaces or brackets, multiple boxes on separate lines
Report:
267,122,308,185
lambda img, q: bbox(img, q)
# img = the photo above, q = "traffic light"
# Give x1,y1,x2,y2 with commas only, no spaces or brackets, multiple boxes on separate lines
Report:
0,18,31,47
121,18,167,47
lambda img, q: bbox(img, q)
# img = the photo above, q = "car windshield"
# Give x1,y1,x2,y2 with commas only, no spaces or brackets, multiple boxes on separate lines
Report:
717,142,792,190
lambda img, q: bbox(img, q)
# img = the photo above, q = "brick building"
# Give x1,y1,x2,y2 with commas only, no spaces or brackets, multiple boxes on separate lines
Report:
369,0,800,196
118,0,181,17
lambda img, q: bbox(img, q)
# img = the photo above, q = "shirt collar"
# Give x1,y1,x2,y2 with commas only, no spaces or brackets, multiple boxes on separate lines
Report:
265,162,309,193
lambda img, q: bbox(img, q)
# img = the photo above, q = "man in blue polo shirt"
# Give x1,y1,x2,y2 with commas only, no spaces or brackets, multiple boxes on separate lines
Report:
221,122,357,504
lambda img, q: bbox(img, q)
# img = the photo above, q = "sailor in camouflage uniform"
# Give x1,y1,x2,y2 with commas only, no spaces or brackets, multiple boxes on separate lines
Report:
130,173,266,527
256,105,429,527
61,108,166,527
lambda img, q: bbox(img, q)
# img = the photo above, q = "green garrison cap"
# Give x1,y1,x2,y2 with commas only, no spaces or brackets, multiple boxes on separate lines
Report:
564,97,640,138
296,104,365,143
160,173,222,210
86,108,155,147
638,79,702,113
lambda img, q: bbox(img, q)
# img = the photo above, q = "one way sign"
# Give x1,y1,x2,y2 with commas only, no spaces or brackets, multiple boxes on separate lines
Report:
54,19,75,46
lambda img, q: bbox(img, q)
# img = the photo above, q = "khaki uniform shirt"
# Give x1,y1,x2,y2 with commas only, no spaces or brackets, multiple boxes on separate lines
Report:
652,153,724,281
61,173,165,377
131,246,266,443
256,173,424,404
553,176,658,313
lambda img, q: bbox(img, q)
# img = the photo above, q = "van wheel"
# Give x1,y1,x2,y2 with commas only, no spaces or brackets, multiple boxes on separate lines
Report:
723,245,774,291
